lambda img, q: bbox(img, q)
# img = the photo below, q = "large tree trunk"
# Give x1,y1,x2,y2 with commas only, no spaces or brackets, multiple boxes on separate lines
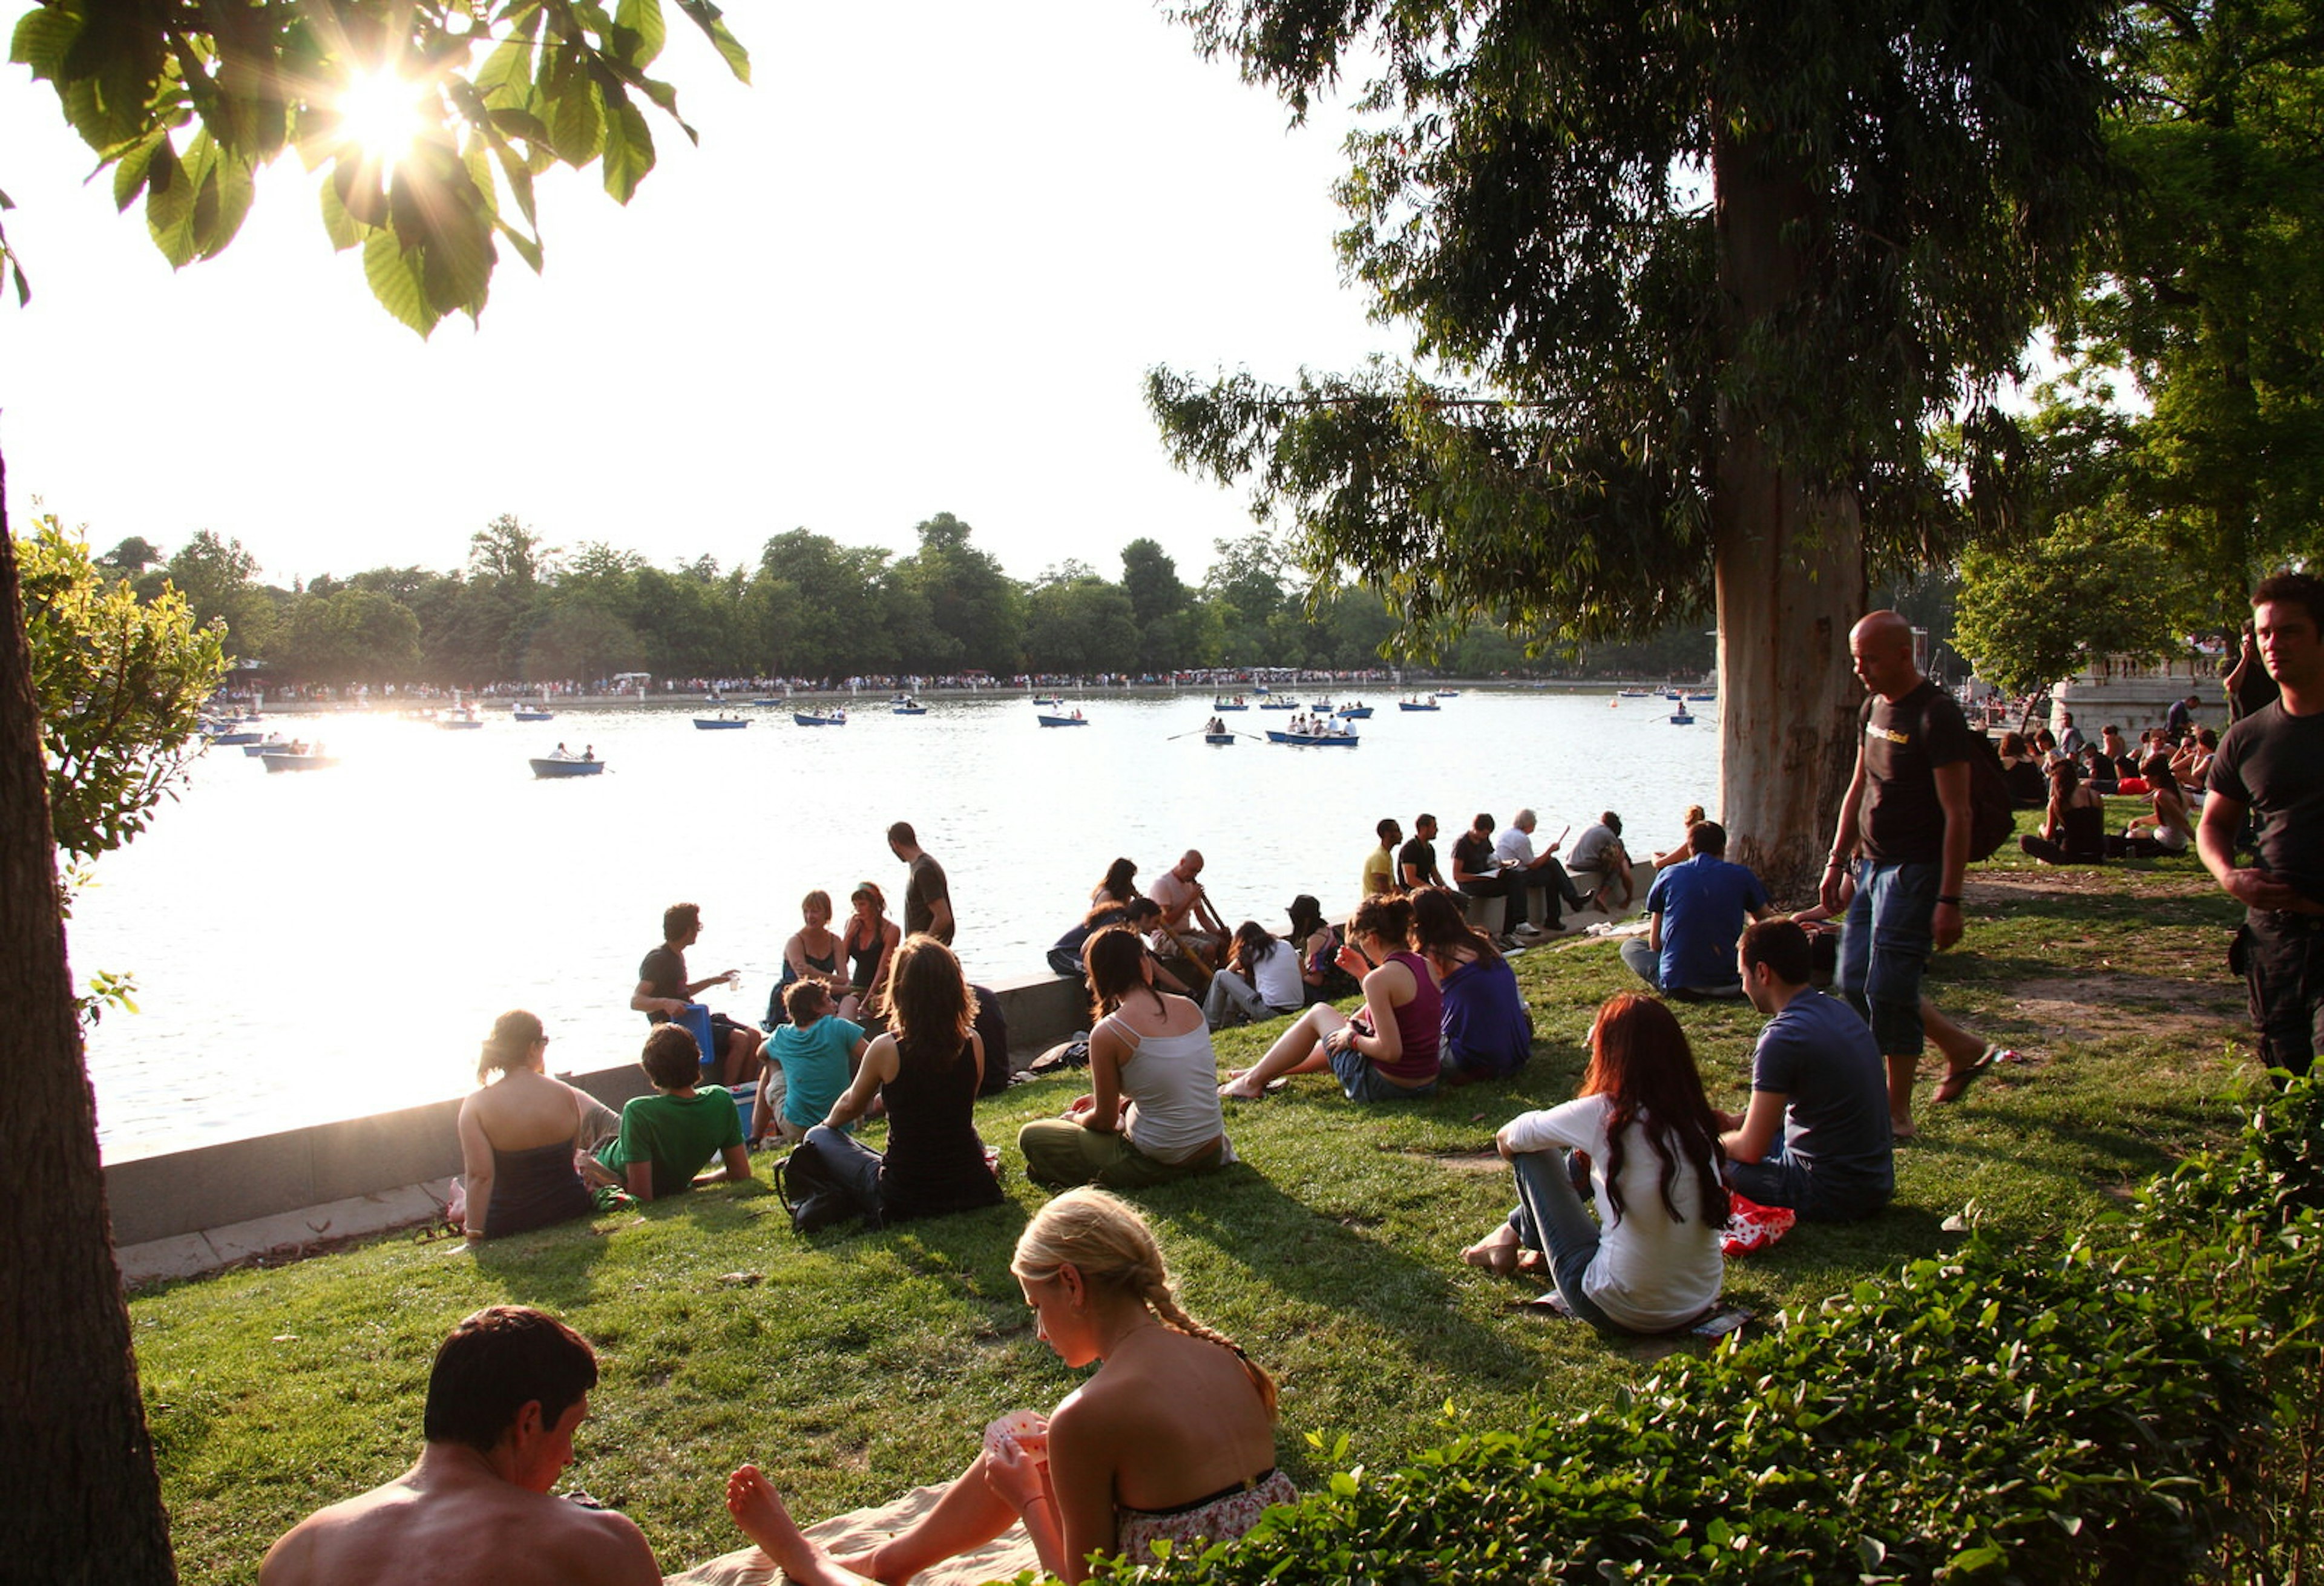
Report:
0,454,179,1581
1710,135,1868,902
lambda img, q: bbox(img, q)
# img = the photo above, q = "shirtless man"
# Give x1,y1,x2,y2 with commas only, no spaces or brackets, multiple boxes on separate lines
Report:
258,1306,658,1586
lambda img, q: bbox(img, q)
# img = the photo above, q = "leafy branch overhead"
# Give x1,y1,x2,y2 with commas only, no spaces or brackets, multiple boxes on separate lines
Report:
7,0,750,335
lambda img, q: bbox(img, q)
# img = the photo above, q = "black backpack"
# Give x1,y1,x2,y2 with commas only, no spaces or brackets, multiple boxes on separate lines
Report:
1963,732,2017,863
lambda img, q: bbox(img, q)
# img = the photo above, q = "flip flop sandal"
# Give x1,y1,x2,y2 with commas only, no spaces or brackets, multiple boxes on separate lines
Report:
1933,1045,2003,1105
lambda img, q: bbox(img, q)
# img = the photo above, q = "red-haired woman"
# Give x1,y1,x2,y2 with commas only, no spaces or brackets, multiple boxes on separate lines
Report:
1460,993,1726,1333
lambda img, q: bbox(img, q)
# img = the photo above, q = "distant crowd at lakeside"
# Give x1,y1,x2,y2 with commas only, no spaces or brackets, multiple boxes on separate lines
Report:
260,580,2324,1586
205,667,1408,707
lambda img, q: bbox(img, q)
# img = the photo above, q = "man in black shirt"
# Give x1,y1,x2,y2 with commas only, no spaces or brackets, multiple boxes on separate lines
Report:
1399,813,1446,891
2201,571,2324,1082
886,821,955,945
631,902,762,1087
1820,610,1991,1139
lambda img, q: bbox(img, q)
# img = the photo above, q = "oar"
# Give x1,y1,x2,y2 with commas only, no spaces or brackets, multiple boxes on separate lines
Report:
1164,727,1215,741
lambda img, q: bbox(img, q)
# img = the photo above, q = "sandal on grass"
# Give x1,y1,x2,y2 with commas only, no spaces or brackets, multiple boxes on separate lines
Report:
1933,1044,2006,1105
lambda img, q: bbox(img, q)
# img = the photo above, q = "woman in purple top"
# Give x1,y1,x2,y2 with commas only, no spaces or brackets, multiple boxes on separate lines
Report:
1219,894,1441,1102
1408,887,1532,1083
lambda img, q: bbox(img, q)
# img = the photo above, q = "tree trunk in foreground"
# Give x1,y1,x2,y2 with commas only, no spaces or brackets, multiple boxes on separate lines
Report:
0,453,179,1581
1710,136,1869,902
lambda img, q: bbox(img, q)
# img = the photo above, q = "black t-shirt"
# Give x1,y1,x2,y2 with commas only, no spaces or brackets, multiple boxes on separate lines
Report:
1397,836,1440,885
638,944,685,1024
2210,702,2324,905
1450,831,1497,883
905,853,952,943
1857,680,1973,865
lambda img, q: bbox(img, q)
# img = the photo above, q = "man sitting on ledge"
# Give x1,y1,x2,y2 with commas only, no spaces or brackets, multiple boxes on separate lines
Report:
1716,920,1894,1223
1619,820,1771,997
259,1306,660,1586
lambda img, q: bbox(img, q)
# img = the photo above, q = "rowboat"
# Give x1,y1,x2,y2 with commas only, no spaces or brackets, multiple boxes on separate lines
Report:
530,756,605,778
206,728,262,746
1397,700,1440,713
1032,695,1065,708
1258,699,1298,710
438,707,485,730
1434,689,1461,697
890,695,927,715
750,698,786,707
1211,699,1248,710
262,752,336,772
793,710,847,726
1204,732,1236,745
513,706,554,721
1670,710,1696,725
1265,729,1358,747
694,716,750,730
1335,705,1373,719
1037,713,1090,727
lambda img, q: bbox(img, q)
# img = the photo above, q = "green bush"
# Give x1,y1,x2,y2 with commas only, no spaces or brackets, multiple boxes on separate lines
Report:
1097,1075,2323,1585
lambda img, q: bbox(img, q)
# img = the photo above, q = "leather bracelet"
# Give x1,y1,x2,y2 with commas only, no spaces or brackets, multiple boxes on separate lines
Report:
1823,859,1847,870
1937,894,1963,906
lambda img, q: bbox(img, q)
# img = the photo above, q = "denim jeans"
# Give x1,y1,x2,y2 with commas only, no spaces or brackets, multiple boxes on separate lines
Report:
1723,1136,1892,1224
1203,970,1299,1029
1838,858,1937,1055
1502,1148,1617,1332
1620,936,1663,990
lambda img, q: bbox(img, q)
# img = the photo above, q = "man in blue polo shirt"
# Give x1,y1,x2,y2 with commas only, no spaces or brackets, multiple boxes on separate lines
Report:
1620,821,1771,997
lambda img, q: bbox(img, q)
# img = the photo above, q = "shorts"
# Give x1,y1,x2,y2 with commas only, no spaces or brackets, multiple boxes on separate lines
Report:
1327,1038,1436,1103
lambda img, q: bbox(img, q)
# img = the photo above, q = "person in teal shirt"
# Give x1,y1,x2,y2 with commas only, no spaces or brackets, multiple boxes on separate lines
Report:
597,1026,752,1200
768,981,870,1144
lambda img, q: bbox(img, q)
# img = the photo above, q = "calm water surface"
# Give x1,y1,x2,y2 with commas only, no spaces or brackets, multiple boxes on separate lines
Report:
73,689,1718,1161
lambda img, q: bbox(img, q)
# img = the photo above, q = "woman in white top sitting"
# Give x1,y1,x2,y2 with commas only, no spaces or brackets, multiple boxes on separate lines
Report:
1460,992,1725,1334
1020,928,1230,1190
1201,920,1307,1030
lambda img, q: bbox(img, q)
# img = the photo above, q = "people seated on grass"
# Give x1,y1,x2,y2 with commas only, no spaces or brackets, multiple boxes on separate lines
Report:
2111,751,2197,857
1619,821,1773,997
841,882,902,1021
1218,894,1440,1102
1202,920,1307,1029
1408,886,1532,1084
454,1011,619,1242
1565,811,1636,912
1020,929,1230,1190
592,1026,752,1201
1449,811,1525,946
1650,804,1708,870
1716,920,1894,1223
258,1306,660,1586
796,936,1006,1226
2099,724,2135,781
722,1189,1293,1584
1286,893,1354,1006
763,981,871,1147
2019,757,2107,865
1458,993,1726,1335
771,890,856,1026
2076,743,2119,795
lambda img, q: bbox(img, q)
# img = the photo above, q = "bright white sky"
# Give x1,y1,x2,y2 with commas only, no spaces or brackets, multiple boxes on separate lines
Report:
0,2,1403,591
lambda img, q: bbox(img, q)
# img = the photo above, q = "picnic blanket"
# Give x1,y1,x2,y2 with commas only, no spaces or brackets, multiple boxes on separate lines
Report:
665,1482,1036,1586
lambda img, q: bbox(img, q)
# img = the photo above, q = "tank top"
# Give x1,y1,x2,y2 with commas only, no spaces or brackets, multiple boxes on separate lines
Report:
482,1139,594,1239
845,922,887,990
2061,801,2106,860
1098,1012,1227,1164
1364,951,1442,1084
878,1037,1004,1221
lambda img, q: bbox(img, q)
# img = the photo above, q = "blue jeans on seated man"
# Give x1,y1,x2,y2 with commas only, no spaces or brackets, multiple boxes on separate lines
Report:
1503,1147,1618,1332
1723,1136,1891,1224
1618,937,1744,1000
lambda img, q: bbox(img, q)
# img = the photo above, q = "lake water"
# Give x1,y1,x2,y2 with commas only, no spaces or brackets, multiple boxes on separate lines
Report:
72,688,1719,1161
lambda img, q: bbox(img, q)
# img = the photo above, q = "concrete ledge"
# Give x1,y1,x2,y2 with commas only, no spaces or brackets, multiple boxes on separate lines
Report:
105,972,1088,1261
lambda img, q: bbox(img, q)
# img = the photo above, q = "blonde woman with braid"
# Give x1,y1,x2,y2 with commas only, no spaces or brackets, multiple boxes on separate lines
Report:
723,1188,1293,1582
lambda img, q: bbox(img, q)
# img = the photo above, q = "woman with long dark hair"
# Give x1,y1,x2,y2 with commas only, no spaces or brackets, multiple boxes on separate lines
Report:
841,882,902,1018
1200,920,1305,1029
2019,756,2106,864
1218,893,1440,1102
803,936,1004,1224
1407,887,1532,1083
1460,993,1726,1334
2113,750,2196,857
1091,857,1141,908
1020,928,1229,1188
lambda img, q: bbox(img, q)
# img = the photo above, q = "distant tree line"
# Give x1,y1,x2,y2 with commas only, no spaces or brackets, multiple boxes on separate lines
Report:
87,510,1718,689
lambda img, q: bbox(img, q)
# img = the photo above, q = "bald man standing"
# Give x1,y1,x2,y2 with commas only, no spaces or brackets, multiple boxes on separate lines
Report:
1820,611,1988,1141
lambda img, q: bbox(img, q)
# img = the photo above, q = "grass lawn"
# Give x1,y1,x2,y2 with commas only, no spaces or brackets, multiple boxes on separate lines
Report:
133,824,2263,1584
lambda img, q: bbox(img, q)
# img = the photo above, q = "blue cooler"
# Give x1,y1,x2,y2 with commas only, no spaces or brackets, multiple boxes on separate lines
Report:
675,1003,717,1073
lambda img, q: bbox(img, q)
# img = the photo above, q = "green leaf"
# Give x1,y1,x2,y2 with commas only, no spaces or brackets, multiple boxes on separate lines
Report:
9,2,79,76
597,91,654,203
614,0,668,68
362,229,438,337
674,0,750,84
111,126,166,211
192,142,255,260
144,137,196,267
494,217,543,274
544,50,603,163
318,172,364,252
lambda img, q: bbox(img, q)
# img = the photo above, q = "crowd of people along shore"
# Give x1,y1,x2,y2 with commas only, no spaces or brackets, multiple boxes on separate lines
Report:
267,580,2324,1586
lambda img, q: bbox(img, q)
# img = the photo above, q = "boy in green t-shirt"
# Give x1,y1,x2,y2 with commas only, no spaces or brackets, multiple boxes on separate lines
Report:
597,1025,752,1200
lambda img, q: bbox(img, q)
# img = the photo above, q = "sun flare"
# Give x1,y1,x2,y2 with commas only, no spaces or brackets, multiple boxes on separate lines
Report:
335,66,429,169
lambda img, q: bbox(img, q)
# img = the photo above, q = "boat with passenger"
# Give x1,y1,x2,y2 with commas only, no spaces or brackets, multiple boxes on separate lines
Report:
890,695,927,715
694,713,750,730
793,708,848,727
1037,709,1089,727
530,746,604,778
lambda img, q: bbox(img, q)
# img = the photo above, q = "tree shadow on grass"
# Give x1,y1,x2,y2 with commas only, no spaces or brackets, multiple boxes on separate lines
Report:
467,1179,778,1309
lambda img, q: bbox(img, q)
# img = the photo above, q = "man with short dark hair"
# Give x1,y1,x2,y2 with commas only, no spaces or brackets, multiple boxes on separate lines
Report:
1450,811,1525,946
1362,817,1403,899
1620,821,1772,996
887,821,954,944
1716,920,1894,1222
1820,609,1986,1139
2201,571,2324,1083
1399,813,1446,891
631,902,761,1087
258,1307,660,1586
2167,693,2200,743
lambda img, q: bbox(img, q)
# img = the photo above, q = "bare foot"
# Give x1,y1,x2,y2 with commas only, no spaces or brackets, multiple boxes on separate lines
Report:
726,1465,871,1586
1460,1224,1520,1276
1218,1079,1266,1100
